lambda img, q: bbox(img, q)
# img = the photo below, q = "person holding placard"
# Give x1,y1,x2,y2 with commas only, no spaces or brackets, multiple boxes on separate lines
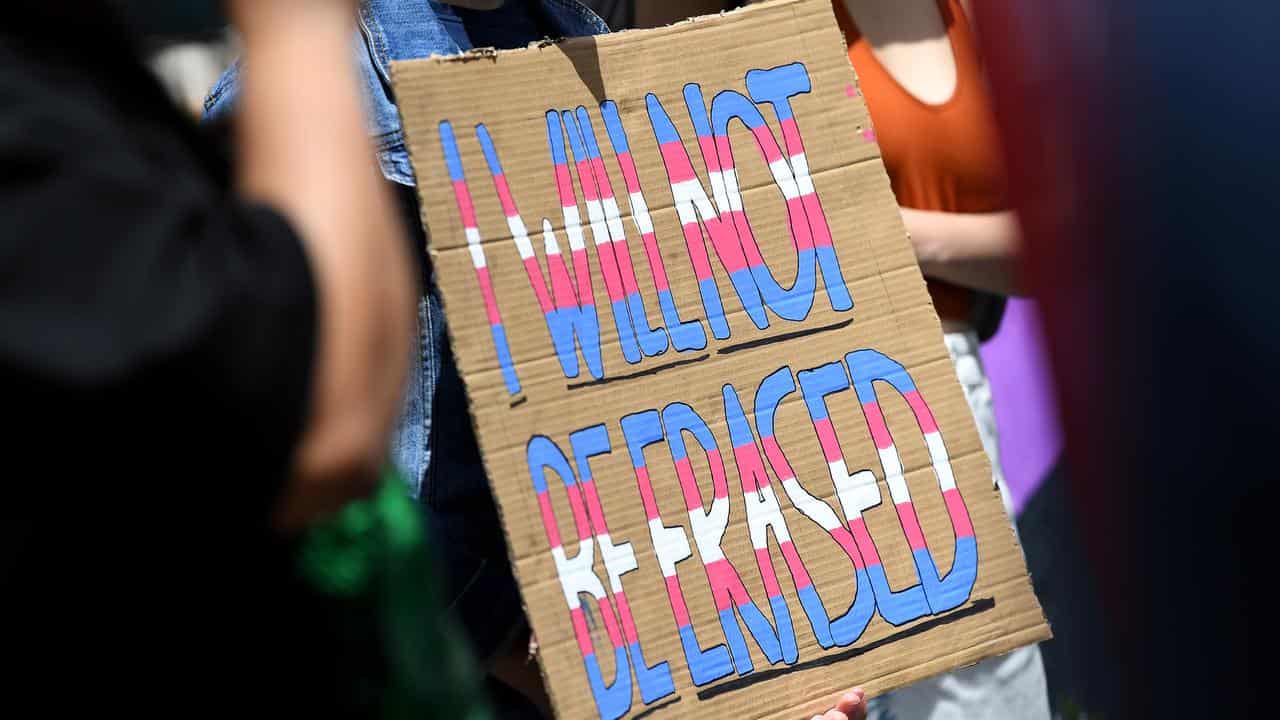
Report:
831,0,1051,718
205,2,869,717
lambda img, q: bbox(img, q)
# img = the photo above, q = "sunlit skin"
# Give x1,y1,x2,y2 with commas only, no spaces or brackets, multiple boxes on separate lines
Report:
841,0,1022,305
227,0,415,529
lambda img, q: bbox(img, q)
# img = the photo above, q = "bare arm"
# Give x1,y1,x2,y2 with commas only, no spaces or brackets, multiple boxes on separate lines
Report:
229,0,415,529
901,207,1023,296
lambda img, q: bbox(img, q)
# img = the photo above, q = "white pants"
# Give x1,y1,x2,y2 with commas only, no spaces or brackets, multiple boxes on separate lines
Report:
868,331,1050,720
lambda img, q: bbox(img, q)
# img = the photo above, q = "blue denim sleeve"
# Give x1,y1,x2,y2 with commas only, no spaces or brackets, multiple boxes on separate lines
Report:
201,58,241,125
388,294,435,501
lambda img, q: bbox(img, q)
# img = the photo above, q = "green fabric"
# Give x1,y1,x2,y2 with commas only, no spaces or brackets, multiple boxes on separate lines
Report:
298,467,493,720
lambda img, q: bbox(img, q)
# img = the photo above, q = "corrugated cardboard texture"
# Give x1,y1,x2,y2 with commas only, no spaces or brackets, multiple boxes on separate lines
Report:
392,1,1050,717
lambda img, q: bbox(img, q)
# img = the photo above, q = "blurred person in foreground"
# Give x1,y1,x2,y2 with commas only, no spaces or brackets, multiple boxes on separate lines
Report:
0,0,428,713
828,0,1051,717
972,0,1280,715
204,2,866,718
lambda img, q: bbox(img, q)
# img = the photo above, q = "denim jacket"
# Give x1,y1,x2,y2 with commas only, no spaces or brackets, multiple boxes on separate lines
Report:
204,1,608,503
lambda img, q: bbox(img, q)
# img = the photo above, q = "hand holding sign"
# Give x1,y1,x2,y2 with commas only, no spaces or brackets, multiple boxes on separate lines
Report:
815,690,868,720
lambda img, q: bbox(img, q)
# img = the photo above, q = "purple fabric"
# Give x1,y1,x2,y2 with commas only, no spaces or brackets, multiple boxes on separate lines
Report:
980,299,1063,514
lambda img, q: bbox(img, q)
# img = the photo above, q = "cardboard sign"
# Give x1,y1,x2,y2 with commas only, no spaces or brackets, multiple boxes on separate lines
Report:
392,1,1050,717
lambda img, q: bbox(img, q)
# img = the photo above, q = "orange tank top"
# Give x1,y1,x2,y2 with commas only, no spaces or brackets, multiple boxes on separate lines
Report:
834,0,1009,323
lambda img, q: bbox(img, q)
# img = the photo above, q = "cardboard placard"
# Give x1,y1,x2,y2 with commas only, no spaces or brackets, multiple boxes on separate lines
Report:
393,1,1049,717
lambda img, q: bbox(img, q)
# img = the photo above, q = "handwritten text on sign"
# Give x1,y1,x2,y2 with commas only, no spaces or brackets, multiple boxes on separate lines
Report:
441,64,854,392
436,62,977,720
398,5,1049,718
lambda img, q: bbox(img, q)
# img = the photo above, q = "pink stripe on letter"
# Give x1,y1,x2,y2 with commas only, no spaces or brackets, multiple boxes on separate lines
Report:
476,268,502,326
862,401,894,450
570,607,593,657
739,223,765,267
780,118,806,157
590,158,616,199
581,478,609,534
755,547,783,597
804,195,835,247
897,501,928,552
698,136,721,172
641,233,670,291
660,142,696,183
785,197,814,250
714,136,735,170
566,484,592,541
522,257,553,313
617,152,641,191
575,160,599,202
944,488,975,538
813,417,843,463
597,246,625,301
596,597,624,649
549,257,578,311
750,125,785,164
674,458,703,512
615,592,639,645
831,526,865,569
904,390,940,433
493,174,516,217
554,164,575,207
570,248,594,305
706,448,728,498
666,575,691,626
684,231,716,280
635,466,659,519
452,180,477,228
613,240,640,295
537,492,561,549
761,436,796,480
704,559,738,612
779,540,813,589
850,517,882,567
